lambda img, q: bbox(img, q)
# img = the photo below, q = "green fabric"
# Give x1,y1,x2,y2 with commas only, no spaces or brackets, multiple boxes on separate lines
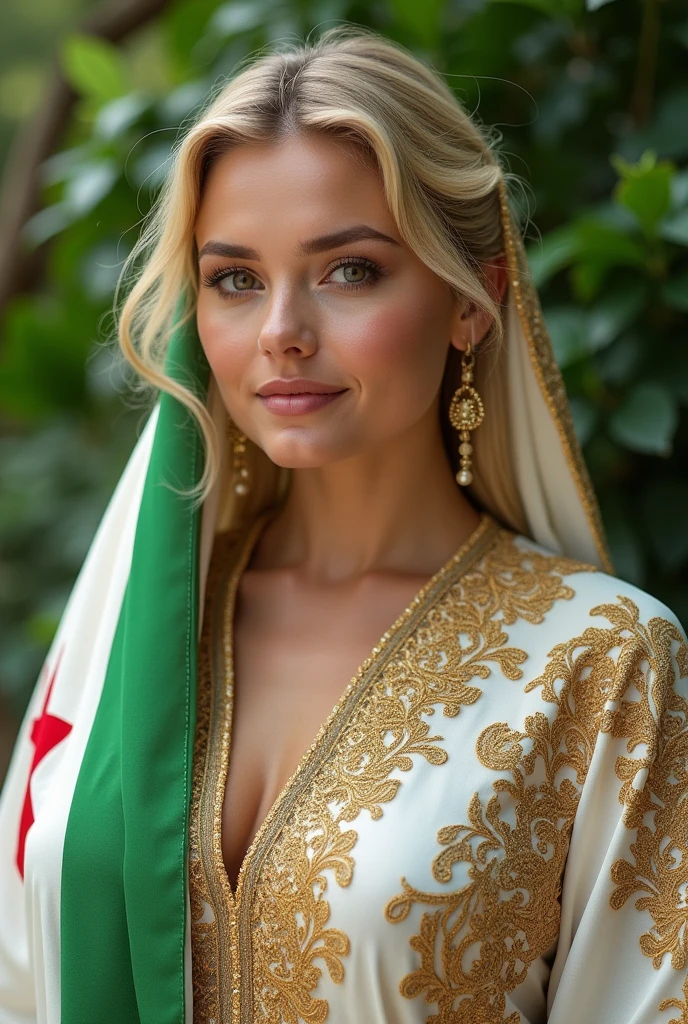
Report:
61,315,209,1023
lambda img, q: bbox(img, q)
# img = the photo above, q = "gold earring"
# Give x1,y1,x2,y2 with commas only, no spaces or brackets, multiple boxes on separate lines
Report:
448,337,484,487
227,421,250,496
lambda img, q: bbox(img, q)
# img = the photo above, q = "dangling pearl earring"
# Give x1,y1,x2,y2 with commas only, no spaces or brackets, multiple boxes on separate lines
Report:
448,325,484,487
227,420,250,496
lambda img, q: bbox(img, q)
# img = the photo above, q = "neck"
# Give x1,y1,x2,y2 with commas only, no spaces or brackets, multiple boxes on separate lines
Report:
252,403,482,582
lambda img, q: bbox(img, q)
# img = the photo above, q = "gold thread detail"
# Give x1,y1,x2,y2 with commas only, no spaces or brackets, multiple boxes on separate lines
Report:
238,531,593,1022
661,976,688,1024
496,178,614,575
190,526,247,1022
385,594,688,1023
191,511,499,1023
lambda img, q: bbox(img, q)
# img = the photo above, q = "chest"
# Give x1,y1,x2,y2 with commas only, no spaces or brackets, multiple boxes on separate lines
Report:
189,520,591,1024
221,567,433,890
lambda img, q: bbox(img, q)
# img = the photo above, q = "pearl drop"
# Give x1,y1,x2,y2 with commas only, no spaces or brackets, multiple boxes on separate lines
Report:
456,468,473,486
234,482,249,495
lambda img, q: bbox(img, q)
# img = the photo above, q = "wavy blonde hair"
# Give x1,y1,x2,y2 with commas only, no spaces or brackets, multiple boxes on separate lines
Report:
117,25,525,503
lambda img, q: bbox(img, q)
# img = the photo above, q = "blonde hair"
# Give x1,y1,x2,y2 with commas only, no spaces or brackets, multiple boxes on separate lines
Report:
117,25,525,502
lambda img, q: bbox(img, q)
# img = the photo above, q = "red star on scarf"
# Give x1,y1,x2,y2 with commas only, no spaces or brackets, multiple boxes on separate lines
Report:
16,647,72,879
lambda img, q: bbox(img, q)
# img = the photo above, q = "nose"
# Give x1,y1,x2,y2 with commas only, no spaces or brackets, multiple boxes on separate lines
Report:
257,291,318,359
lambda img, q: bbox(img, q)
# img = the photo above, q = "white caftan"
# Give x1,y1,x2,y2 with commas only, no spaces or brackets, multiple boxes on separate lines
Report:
189,509,688,1024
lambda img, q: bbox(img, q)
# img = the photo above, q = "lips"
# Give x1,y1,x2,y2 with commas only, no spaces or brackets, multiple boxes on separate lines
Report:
256,378,345,397
255,379,348,416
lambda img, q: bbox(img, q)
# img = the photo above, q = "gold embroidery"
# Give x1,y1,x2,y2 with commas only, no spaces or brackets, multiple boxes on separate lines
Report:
661,975,688,1024
244,531,593,1023
497,179,613,575
190,526,252,1024
386,594,688,1023
189,529,223,1017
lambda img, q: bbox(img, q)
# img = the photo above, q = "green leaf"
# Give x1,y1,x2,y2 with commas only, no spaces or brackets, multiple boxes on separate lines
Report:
621,88,688,163
609,383,679,455
489,0,583,17
597,332,643,387
0,297,92,420
660,209,688,246
61,34,128,105
568,396,600,445
526,225,579,287
671,18,688,52
670,170,688,209
601,498,646,586
23,160,118,246
586,0,617,8
642,478,688,569
41,145,93,186
542,306,588,367
570,259,611,302
650,342,688,407
586,285,647,351
527,215,646,296
24,203,75,247
64,160,118,215
391,0,446,47
543,288,644,369
209,1,268,36
572,218,647,267
661,270,688,312
94,93,150,141
611,150,675,238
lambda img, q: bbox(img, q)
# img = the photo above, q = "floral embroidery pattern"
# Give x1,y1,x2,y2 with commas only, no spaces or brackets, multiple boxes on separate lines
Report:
247,533,592,1023
661,975,688,1024
385,595,688,1023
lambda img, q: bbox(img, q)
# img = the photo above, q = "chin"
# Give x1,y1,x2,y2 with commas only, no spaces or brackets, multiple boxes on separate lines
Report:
260,432,354,470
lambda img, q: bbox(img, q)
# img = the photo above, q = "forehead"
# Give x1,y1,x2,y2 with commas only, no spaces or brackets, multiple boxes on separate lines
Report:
195,134,396,243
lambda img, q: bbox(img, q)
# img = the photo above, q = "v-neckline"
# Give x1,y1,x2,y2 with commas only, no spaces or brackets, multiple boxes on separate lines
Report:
214,507,500,912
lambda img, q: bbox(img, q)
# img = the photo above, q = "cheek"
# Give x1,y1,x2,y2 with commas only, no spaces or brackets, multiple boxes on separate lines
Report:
343,289,450,404
195,301,250,392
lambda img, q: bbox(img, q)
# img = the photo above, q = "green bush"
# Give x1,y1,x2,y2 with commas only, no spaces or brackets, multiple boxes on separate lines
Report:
1,0,687,715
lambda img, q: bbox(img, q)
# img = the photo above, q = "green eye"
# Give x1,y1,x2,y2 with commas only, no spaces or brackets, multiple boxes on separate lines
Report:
342,265,366,283
329,258,381,287
221,270,258,292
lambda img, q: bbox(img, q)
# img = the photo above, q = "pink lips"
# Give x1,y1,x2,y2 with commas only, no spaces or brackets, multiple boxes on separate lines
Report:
256,378,347,416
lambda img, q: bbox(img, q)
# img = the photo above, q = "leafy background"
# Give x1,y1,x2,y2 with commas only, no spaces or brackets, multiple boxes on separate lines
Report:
1,0,687,774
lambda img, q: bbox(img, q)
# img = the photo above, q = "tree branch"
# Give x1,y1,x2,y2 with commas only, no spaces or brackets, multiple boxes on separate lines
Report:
0,0,171,319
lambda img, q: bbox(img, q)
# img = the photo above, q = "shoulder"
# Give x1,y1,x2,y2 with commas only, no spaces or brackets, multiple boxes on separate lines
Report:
492,528,688,654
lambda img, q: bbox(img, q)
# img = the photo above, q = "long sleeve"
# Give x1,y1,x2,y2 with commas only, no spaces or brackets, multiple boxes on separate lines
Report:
546,592,688,1023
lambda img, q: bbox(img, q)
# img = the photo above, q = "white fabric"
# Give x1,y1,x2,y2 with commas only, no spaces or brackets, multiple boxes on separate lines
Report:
505,292,602,567
189,523,688,1023
0,408,159,1024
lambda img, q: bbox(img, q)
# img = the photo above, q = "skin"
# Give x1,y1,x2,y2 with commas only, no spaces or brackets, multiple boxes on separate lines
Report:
194,133,508,888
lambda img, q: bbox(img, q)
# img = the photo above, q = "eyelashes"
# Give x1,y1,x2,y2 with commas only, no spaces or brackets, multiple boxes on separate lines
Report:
200,256,384,299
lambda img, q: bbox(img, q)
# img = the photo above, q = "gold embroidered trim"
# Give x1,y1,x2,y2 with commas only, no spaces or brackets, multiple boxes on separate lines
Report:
241,530,593,1023
386,594,688,1023
190,521,268,1024
497,179,614,575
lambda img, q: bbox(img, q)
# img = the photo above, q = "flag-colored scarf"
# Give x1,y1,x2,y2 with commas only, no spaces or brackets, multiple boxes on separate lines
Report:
0,316,209,1023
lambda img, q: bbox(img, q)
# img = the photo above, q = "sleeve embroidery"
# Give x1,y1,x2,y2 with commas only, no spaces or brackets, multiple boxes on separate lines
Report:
385,595,688,1023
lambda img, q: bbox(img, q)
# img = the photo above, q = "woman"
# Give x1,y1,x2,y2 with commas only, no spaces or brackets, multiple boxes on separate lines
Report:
1,25,686,1024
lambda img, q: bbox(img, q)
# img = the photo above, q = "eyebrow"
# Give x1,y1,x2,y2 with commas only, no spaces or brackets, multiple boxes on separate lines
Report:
197,224,401,262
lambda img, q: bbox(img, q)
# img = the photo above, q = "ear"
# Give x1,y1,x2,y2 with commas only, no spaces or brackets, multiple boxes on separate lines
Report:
449,251,509,353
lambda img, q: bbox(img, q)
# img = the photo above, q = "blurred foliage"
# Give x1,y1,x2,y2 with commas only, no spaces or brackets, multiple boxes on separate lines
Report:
0,0,98,172
1,0,688,717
